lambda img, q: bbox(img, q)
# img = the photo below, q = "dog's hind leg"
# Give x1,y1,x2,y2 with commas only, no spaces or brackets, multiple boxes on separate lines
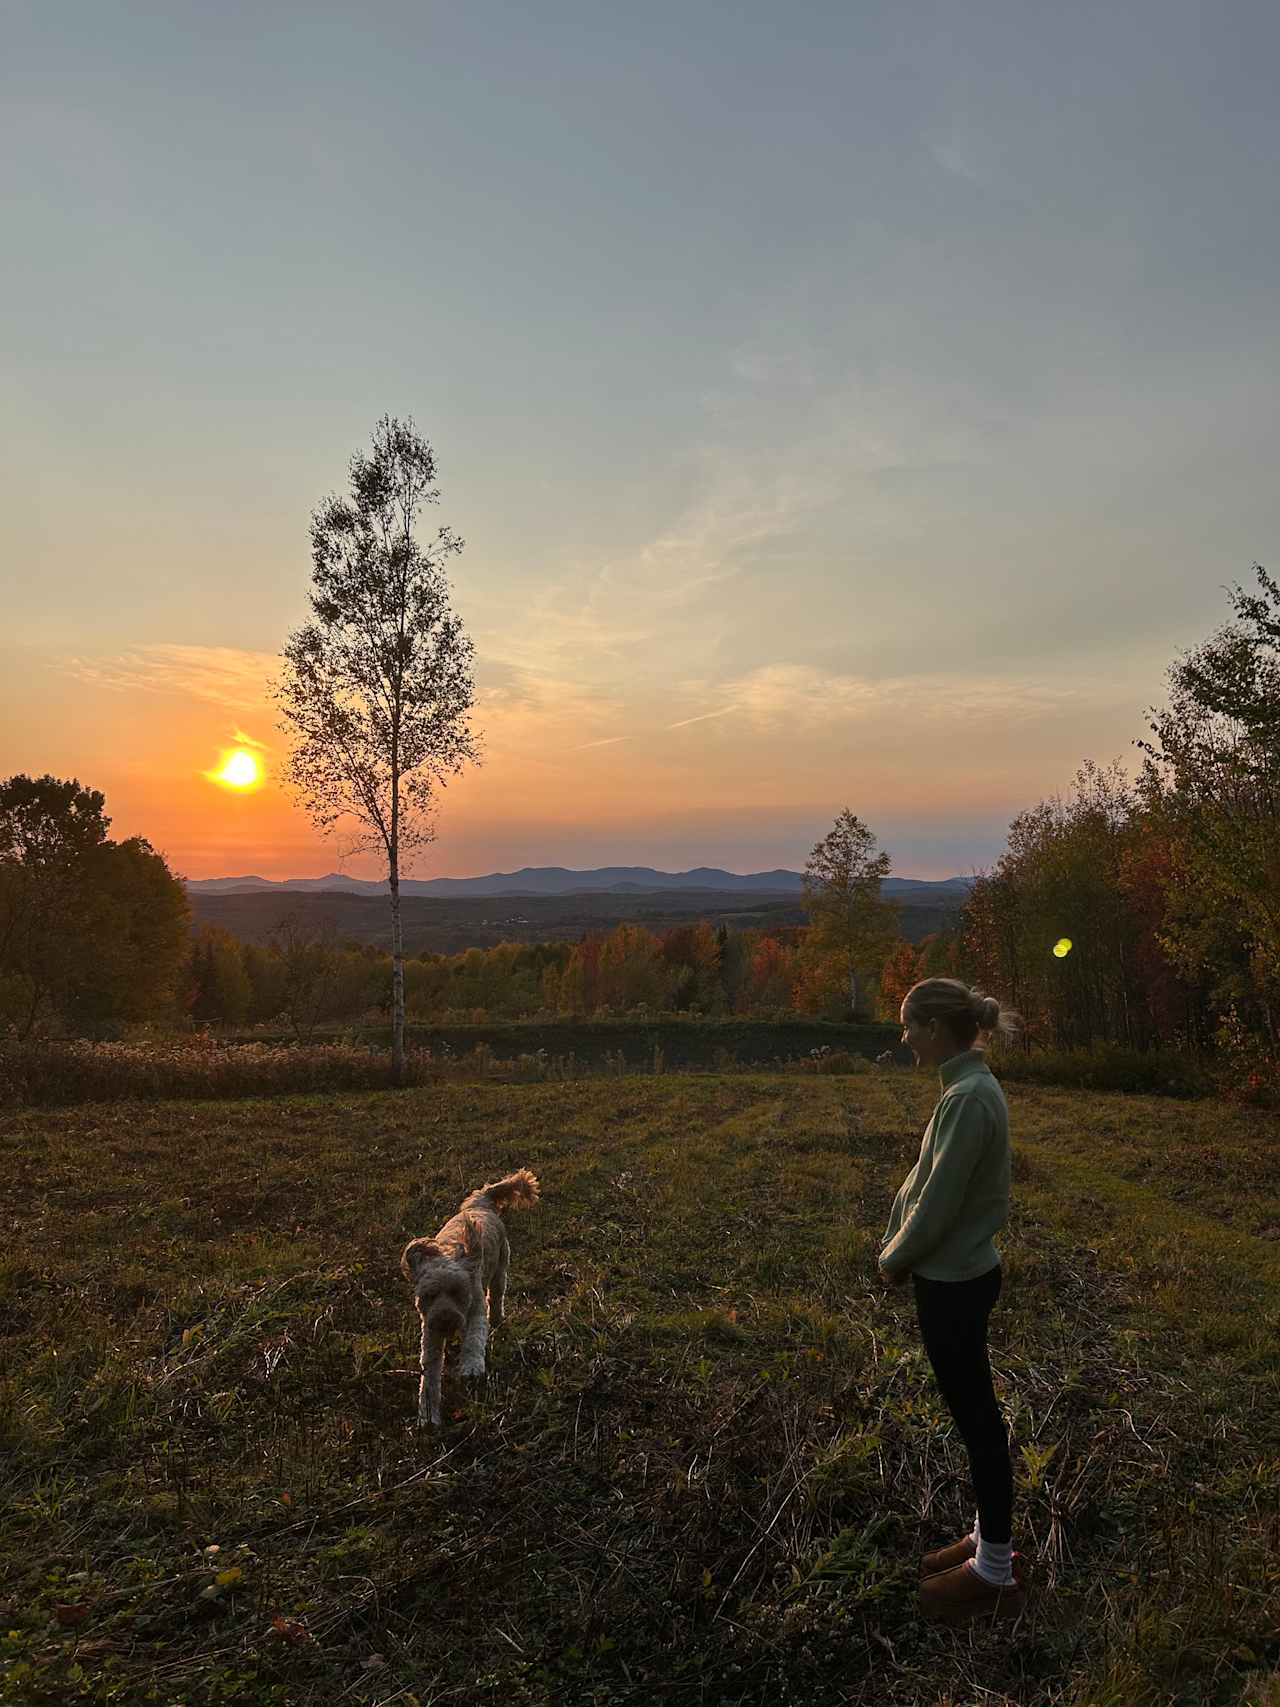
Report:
458,1296,489,1380
489,1231,510,1328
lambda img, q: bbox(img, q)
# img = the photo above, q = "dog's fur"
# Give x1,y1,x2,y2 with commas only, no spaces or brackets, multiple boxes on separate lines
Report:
400,1168,540,1426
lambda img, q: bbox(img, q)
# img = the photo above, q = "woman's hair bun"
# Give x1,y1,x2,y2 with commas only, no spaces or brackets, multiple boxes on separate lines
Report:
905,977,1022,1044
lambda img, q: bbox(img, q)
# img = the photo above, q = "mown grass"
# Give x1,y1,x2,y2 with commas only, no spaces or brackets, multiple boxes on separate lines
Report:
1,1072,1278,1705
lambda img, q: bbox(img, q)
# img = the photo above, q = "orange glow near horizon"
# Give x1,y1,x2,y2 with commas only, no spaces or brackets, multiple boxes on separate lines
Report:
3,642,1123,883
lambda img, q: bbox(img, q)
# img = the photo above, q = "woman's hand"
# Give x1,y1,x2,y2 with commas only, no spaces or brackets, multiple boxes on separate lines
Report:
879,1263,910,1288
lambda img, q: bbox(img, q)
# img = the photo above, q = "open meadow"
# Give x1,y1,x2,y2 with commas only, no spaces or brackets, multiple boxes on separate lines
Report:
2,1071,1279,1706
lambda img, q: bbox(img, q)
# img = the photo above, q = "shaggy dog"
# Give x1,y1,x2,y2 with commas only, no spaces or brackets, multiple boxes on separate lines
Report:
400,1168,540,1427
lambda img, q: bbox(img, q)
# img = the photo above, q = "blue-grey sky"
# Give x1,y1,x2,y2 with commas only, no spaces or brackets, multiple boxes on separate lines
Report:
3,0,1277,878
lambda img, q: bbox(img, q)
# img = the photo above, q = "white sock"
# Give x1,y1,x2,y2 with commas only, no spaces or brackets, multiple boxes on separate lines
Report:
970,1535,1015,1587
970,1512,980,1547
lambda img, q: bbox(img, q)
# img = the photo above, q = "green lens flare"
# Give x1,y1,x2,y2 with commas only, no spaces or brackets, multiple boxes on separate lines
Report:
1053,937,1073,958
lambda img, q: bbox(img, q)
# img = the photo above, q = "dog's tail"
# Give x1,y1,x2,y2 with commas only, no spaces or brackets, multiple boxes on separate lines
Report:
469,1168,540,1215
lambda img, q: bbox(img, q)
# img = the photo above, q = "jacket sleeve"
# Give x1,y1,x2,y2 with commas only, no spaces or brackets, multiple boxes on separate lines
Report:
879,1093,990,1276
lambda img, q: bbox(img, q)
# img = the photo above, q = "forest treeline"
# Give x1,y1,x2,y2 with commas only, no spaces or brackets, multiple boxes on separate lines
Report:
3,569,1277,1096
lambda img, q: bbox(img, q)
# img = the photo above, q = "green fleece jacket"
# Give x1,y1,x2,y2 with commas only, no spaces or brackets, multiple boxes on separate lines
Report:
879,1048,1011,1283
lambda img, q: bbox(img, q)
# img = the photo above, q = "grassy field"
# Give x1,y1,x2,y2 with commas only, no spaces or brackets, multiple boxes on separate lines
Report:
2,1071,1279,1706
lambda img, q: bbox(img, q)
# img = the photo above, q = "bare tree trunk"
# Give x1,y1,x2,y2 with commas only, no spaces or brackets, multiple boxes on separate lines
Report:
19,978,42,1042
389,849,405,1087
387,717,408,1086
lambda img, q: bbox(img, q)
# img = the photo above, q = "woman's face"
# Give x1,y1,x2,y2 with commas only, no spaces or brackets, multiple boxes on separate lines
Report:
900,1001,952,1068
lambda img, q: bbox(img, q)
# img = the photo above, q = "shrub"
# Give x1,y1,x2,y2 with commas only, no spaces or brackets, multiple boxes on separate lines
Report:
1211,1008,1280,1108
806,1048,871,1076
0,1035,620,1106
0,1040,461,1108
989,1043,1213,1099
812,1044,873,1071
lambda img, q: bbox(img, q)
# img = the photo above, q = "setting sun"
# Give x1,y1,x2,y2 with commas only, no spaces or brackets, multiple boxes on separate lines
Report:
215,750,260,789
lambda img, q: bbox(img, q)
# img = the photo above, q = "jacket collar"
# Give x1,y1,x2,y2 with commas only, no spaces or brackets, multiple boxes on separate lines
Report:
938,1048,987,1090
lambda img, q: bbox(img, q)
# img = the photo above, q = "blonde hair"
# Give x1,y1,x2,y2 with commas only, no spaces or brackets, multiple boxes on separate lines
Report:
903,978,1022,1049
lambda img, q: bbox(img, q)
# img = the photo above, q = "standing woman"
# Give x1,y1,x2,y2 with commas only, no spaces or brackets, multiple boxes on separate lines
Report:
878,978,1030,1624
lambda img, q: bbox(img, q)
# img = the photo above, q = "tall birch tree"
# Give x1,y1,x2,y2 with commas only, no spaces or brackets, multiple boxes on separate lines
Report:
275,417,481,1084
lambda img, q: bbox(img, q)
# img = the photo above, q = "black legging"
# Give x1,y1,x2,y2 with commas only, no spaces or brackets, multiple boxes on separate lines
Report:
912,1264,1012,1545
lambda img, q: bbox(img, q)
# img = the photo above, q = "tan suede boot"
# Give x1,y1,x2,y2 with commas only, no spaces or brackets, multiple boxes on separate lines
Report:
920,1536,1031,1583
919,1558,1029,1624
920,1534,977,1577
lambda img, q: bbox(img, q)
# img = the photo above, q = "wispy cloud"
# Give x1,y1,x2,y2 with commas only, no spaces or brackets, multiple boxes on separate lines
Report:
929,131,990,186
62,645,276,712
728,337,817,390
479,433,846,694
574,734,632,750
927,123,1038,212
706,662,1096,733
667,706,739,730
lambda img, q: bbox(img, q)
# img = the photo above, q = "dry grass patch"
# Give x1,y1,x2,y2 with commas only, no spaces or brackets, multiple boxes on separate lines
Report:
0,1073,1277,1705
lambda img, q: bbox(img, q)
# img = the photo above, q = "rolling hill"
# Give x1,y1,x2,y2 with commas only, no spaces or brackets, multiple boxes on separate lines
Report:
187,877,968,955
186,865,974,904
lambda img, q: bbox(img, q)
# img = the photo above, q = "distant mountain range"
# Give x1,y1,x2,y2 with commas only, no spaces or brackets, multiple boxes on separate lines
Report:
186,866,976,904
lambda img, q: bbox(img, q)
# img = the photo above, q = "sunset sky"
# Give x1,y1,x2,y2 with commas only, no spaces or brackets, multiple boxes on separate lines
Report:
4,1,1278,882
